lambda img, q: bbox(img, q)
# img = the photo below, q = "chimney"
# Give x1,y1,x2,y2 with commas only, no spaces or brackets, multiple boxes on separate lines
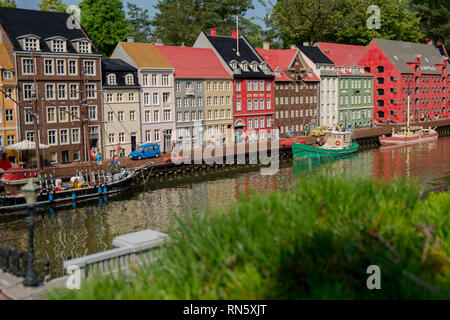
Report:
263,42,270,50
210,28,217,37
49,7,56,12
231,30,238,39
303,42,309,47
155,39,163,46
127,37,134,43
291,44,297,50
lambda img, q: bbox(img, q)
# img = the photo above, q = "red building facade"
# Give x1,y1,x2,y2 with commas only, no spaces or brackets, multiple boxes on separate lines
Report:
194,30,274,142
358,38,449,123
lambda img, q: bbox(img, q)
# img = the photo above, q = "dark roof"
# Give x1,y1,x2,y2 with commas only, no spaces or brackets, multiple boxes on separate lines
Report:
101,58,139,88
206,34,273,79
297,46,334,65
0,7,99,54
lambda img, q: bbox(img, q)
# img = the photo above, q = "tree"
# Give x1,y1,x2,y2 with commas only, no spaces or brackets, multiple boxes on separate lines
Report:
126,2,153,43
38,0,68,12
79,0,129,56
0,0,16,7
271,0,423,47
409,0,450,48
151,0,256,46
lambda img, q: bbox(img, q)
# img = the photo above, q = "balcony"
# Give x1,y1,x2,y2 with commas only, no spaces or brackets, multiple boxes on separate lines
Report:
186,88,195,96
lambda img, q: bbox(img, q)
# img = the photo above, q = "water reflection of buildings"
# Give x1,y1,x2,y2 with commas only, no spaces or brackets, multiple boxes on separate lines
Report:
373,139,448,183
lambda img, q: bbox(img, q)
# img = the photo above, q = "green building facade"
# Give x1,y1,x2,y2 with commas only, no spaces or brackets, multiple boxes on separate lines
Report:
338,72,374,129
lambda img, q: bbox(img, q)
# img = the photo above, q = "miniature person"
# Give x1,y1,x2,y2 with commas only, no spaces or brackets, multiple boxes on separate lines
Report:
96,150,103,165
424,37,433,46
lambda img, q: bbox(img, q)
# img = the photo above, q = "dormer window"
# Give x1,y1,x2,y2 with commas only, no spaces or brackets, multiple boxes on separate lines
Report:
250,63,258,72
107,74,116,85
126,74,134,85
19,35,40,51
78,41,91,53
240,62,248,72
52,39,66,52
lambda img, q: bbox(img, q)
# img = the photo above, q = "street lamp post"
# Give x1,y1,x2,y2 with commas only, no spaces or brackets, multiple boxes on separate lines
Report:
22,179,41,287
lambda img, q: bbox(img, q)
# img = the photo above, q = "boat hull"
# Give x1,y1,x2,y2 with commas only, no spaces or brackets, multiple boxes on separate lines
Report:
379,133,438,146
292,142,359,160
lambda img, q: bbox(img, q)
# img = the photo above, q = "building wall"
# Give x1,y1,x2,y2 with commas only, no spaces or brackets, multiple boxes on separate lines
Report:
233,79,274,142
338,75,374,129
204,79,234,145
319,73,339,128
103,88,141,159
15,52,103,165
139,69,175,152
174,79,205,149
0,65,19,164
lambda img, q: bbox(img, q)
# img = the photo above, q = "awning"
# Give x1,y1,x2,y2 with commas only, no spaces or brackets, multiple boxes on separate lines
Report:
4,140,49,151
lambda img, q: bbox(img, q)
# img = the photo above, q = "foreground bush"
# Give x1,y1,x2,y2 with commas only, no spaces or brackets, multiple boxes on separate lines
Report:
49,175,450,299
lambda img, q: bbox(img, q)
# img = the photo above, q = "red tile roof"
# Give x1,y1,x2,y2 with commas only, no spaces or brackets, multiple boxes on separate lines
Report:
256,48,298,81
316,42,367,67
154,46,231,79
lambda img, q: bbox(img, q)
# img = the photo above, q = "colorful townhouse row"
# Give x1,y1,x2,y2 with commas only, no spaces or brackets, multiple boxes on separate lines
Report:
0,7,448,166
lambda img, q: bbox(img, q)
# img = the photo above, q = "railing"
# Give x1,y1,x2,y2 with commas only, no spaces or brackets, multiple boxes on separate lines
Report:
63,230,169,281
0,247,28,278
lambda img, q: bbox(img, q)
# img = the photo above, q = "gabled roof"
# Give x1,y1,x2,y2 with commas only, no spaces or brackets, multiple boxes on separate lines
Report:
101,58,139,88
0,43,14,70
0,7,99,54
297,46,334,65
255,48,298,81
204,34,273,78
117,42,172,69
372,38,449,75
155,46,231,79
316,42,367,67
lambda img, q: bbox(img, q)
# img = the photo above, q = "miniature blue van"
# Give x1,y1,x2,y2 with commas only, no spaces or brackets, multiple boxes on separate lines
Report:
128,143,161,160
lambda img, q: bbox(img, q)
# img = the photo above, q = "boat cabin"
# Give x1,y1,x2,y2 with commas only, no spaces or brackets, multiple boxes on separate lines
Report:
321,131,353,149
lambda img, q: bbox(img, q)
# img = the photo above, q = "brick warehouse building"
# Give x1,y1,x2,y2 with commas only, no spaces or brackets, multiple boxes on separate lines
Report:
0,7,103,166
194,29,274,143
256,44,320,137
357,38,449,123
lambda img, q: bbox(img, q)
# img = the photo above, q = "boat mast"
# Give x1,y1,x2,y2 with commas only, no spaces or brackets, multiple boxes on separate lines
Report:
407,88,410,129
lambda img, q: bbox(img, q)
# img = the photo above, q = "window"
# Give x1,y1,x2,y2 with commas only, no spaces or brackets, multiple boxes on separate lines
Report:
162,74,169,86
86,84,96,99
153,110,159,122
5,109,13,122
52,40,66,52
129,93,135,102
163,92,170,104
107,112,114,122
3,88,12,99
46,84,55,99
106,93,113,102
208,110,212,120
198,97,203,106
143,74,149,87
130,111,136,121
153,93,159,105
247,99,252,111
22,59,34,75
151,74,157,86
126,74,134,85
236,81,241,92
47,107,56,123
7,135,15,146
266,81,271,91
58,84,67,99
88,105,97,120
78,41,90,53
71,106,79,121
198,111,203,120
24,108,33,124
119,133,125,143
69,84,79,100
68,60,77,75
84,61,95,75
117,93,123,102
163,109,171,121
236,100,241,111
197,82,202,91
26,131,34,142
154,130,160,141
248,118,253,129
144,93,150,105
44,59,54,75
145,110,151,123
259,80,264,91
213,82,218,91
108,133,115,144
48,130,57,145
254,100,259,110
24,38,38,51
56,60,66,75
247,80,252,91
118,111,124,121
59,106,68,122
107,74,116,85
60,129,68,144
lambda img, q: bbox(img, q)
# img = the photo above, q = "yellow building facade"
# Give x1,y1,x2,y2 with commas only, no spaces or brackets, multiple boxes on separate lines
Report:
0,43,18,164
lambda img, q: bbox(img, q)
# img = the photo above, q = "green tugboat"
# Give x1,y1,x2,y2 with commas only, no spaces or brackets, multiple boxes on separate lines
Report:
292,131,359,160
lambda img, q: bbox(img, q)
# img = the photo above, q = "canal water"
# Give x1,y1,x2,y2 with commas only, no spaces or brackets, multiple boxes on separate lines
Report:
1,136,449,279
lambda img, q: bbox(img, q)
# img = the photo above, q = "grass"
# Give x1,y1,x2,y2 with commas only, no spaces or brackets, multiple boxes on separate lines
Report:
48,175,450,300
